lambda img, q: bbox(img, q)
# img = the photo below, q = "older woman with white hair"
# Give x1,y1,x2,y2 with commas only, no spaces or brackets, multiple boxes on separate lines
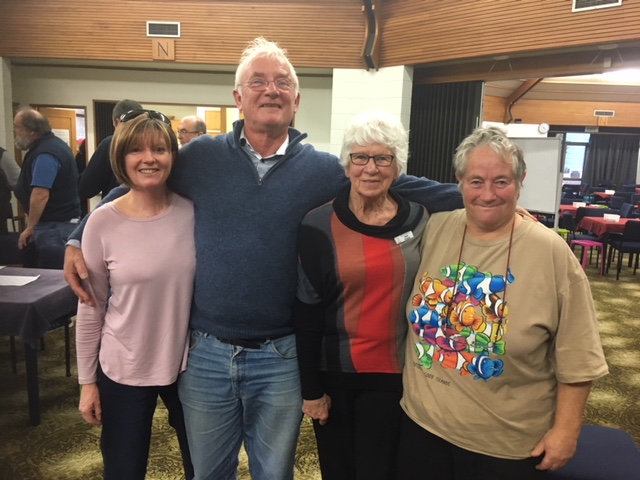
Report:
293,111,428,480
397,126,608,479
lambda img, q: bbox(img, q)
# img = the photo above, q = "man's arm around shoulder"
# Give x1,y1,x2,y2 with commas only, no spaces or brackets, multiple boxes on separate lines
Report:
65,185,129,305
393,174,463,213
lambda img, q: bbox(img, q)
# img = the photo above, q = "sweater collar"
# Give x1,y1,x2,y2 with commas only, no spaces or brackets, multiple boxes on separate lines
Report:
231,119,308,155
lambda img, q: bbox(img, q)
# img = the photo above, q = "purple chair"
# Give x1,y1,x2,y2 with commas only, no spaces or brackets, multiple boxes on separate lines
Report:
547,425,640,480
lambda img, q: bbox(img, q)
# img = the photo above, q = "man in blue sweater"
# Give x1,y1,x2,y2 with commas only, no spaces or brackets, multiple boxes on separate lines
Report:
65,37,462,479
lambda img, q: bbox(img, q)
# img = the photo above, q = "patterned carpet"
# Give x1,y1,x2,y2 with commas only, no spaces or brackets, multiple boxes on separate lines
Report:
0,331,321,480
0,254,637,479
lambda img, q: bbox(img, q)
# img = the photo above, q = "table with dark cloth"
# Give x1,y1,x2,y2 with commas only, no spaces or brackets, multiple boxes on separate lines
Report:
0,267,77,425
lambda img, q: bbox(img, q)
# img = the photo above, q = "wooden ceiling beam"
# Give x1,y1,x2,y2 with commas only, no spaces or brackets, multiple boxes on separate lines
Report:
414,46,640,85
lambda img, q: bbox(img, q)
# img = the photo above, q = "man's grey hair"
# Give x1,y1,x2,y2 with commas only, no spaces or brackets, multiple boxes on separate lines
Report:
17,107,52,136
453,126,527,187
339,111,409,175
234,37,299,95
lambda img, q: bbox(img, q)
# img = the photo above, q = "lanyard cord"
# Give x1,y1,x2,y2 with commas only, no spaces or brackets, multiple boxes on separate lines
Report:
446,218,516,337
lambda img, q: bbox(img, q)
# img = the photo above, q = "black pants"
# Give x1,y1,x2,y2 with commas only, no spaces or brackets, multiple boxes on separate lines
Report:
313,374,403,480
98,365,194,480
395,411,547,480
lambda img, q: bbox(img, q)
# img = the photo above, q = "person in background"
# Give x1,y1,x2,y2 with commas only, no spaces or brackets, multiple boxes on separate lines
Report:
294,111,428,479
13,108,81,268
78,99,143,200
396,126,608,479
177,115,206,146
75,139,87,176
0,146,20,234
64,37,464,480
0,145,20,188
74,139,88,217
76,110,195,480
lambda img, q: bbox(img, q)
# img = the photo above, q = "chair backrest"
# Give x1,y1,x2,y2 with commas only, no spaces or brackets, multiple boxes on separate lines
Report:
616,191,634,203
562,184,580,198
579,182,589,196
583,208,606,218
558,212,576,231
560,198,575,205
619,203,634,218
622,220,640,241
610,196,625,209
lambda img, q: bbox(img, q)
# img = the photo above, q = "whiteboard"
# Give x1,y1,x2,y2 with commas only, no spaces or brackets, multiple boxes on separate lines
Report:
511,137,563,216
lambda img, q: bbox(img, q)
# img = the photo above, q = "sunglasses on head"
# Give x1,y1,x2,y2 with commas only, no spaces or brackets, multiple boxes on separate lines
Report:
119,109,172,126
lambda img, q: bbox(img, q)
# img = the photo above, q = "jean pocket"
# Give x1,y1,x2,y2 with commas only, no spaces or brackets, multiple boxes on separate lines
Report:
269,334,297,360
188,329,204,352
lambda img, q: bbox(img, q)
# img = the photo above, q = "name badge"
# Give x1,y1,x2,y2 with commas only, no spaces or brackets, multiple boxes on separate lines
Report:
394,231,414,244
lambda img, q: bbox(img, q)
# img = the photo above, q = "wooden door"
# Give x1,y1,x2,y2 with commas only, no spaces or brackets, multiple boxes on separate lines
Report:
37,107,78,154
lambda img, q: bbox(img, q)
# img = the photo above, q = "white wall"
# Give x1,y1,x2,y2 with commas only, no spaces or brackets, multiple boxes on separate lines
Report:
330,66,413,161
11,65,333,156
482,121,547,138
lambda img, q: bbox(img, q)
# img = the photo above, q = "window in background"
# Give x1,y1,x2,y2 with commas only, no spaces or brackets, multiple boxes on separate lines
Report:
563,132,590,180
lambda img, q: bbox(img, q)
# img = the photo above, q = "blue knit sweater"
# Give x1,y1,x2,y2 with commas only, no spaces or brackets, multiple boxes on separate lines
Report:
74,120,462,339
172,121,462,339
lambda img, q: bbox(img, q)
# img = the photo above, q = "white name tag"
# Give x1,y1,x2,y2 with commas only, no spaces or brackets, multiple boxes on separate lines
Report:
394,231,414,244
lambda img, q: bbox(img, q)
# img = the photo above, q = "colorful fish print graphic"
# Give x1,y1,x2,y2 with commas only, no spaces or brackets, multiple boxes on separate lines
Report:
409,262,513,381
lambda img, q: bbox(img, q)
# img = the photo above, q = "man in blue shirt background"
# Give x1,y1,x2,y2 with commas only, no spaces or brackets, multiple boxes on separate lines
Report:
14,107,80,268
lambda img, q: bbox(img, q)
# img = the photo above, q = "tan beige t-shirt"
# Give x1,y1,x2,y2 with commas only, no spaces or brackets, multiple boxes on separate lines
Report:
401,209,608,459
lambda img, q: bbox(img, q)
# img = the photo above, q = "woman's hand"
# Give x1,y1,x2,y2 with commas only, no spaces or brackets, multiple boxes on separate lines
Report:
530,425,578,471
302,394,332,426
531,381,591,470
79,383,102,425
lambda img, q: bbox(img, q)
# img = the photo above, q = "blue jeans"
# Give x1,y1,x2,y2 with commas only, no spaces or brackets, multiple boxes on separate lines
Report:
178,331,303,480
31,221,79,269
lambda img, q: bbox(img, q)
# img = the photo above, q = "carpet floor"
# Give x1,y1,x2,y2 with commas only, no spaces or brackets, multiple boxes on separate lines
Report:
0,252,637,479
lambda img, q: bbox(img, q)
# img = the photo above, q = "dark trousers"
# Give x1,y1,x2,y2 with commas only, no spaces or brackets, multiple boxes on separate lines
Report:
98,365,194,480
395,411,547,480
313,375,403,480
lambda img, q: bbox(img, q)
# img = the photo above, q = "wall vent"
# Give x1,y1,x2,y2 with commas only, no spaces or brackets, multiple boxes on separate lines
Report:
594,109,615,117
585,126,600,133
147,22,180,38
573,0,622,12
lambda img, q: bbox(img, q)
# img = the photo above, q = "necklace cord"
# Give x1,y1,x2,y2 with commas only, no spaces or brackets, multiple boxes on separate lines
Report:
446,218,516,345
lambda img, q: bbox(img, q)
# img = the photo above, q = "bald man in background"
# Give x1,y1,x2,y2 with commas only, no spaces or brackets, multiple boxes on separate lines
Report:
177,116,206,146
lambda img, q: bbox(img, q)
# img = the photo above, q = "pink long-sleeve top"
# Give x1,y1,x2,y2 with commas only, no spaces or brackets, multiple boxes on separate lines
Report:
76,194,196,386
